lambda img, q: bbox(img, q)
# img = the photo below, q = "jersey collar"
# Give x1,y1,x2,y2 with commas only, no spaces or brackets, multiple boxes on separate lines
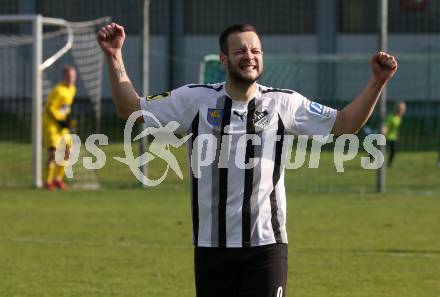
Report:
222,82,261,102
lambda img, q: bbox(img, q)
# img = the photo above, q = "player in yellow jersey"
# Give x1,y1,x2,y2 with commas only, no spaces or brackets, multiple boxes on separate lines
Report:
43,65,77,190
383,101,406,167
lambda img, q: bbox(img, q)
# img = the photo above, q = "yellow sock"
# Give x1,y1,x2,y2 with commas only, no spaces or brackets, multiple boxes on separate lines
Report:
55,163,66,181
46,161,56,184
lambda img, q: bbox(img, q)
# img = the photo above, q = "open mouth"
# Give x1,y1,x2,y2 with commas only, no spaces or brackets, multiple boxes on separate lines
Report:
240,64,257,71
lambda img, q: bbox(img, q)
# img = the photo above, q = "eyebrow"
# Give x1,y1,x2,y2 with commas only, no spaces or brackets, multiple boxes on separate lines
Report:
233,45,261,51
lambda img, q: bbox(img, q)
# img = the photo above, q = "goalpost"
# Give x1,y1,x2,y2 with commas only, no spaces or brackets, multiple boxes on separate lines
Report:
0,15,109,188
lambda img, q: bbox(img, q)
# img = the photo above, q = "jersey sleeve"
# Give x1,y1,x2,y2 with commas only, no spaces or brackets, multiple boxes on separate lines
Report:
139,85,200,136
279,92,337,136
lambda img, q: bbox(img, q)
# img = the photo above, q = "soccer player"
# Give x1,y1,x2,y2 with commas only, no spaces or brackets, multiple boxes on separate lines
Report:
383,101,407,167
42,65,77,191
438,149,440,168
97,23,397,297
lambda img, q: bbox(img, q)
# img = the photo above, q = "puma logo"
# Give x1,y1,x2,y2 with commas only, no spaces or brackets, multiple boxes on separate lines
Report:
233,110,246,121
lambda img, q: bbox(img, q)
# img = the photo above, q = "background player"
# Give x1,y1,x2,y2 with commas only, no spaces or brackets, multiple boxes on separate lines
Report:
383,101,407,167
43,65,77,191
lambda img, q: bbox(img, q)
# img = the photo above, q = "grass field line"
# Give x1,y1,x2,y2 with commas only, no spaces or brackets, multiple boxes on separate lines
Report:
2,237,439,258
0,236,192,250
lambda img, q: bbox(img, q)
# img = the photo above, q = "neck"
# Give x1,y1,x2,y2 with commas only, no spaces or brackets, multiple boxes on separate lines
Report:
225,79,257,101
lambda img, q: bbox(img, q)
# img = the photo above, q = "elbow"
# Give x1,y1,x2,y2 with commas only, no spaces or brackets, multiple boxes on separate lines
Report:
113,102,129,119
116,108,129,120
332,110,360,136
115,105,141,120
112,95,141,120
115,106,134,120
345,119,361,135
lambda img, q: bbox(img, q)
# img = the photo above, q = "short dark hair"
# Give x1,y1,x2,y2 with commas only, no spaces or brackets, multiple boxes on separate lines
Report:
219,24,261,54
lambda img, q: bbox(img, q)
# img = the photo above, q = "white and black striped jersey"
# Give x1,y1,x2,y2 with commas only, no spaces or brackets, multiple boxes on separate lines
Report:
140,82,337,248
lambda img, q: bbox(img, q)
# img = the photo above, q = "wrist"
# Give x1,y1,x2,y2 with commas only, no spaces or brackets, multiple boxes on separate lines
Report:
106,50,123,63
369,76,387,88
109,52,129,83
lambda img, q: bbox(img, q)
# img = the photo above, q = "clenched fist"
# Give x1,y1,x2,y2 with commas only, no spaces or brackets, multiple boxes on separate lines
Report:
370,51,398,83
97,23,126,57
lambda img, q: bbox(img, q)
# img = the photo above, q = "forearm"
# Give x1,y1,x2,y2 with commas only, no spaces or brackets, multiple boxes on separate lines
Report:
106,52,141,119
48,106,65,121
332,77,386,135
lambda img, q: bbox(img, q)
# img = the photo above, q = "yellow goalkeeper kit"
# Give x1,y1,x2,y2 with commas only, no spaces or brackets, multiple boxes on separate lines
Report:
43,82,76,149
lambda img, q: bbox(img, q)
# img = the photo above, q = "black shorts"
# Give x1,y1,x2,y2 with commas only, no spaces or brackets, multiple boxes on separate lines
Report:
194,243,288,297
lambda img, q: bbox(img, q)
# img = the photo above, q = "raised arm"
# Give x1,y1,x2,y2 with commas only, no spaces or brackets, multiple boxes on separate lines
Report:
97,23,141,119
331,51,397,135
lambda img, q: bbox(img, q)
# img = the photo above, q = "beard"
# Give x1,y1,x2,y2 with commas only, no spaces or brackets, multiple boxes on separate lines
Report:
226,59,263,85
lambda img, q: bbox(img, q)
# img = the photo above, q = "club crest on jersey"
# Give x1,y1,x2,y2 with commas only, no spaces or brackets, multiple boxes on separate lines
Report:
253,110,269,129
307,101,331,117
207,108,224,127
147,91,171,101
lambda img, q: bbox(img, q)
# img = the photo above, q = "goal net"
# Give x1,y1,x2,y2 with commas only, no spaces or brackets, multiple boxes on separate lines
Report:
0,15,109,188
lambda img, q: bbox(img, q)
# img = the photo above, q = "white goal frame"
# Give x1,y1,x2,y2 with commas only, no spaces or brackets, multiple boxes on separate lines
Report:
0,15,109,188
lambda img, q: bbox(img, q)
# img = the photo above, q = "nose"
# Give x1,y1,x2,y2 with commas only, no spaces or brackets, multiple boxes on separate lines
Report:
243,48,254,60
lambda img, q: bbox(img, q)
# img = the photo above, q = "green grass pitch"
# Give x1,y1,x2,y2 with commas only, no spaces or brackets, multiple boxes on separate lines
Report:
0,143,439,296
1,187,439,297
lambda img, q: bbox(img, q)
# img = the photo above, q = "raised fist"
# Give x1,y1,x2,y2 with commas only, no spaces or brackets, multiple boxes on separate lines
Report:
370,51,398,83
97,23,126,57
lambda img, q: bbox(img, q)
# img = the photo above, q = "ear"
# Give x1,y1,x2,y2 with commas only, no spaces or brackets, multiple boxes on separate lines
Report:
220,53,227,66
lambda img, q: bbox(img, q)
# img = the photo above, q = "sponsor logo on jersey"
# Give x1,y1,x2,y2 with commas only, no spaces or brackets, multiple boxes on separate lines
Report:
207,108,224,127
253,110,269,129
308,101,331,117
147,91,171,101
233,110,246,121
